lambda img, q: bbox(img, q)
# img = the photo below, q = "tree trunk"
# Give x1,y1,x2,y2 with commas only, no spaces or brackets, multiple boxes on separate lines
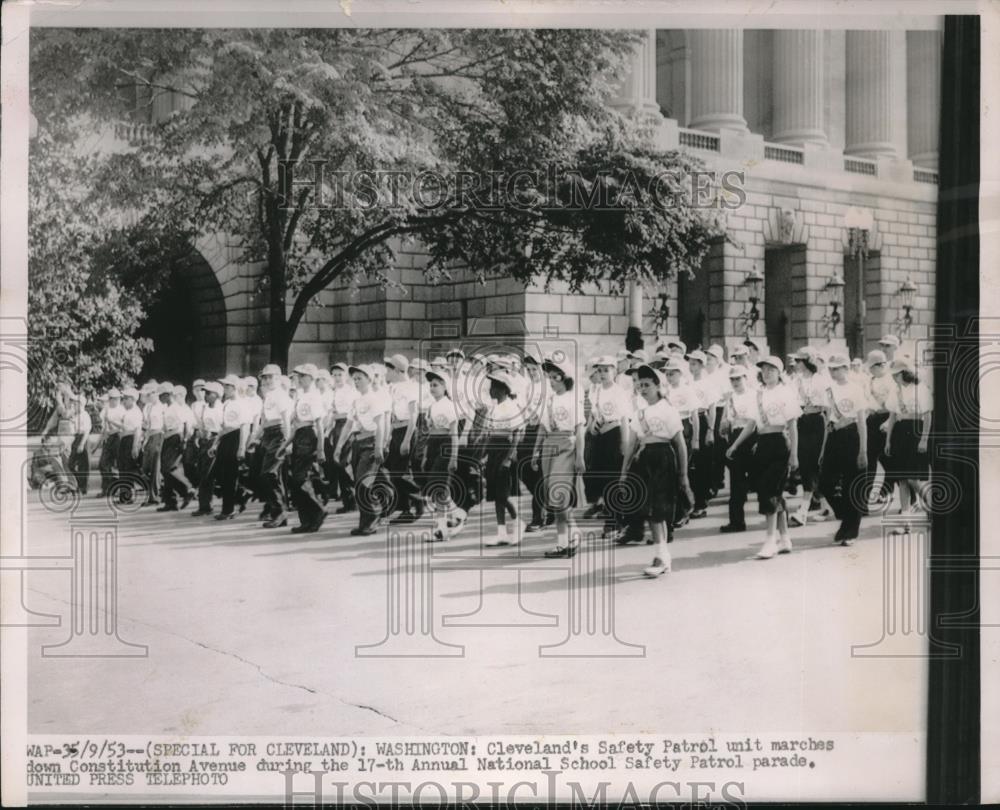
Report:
268,254,290,370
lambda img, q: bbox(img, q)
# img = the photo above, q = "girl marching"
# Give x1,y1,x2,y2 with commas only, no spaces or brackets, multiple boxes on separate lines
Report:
535,356,586,558
421,368,461,542
883,357,933,518
727,355,800,560
621,365,693,578
789,347,832,527
483,370,525,547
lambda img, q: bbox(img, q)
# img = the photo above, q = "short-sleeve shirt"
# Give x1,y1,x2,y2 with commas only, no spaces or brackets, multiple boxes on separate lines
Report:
292,389,325,427
726,389,760,426
666,383,697,418
200,402,223,434
692,377,718,411
797,374,832,409
869,374,897,412
73,409,92,436
222,398,246,432
262,388,293,422
488,398,524,432
243,395,263,424
103,404,126,434
591,383,635,425
428,396,458,431
390,380,418,422
145,402,166,432
826,380,869,421
331,384,358,418
163,403,188,433
631,398,682,442
120,406,144,435
544,389,585,432
891,382,933,418
351,390,384,433
756,384,803,429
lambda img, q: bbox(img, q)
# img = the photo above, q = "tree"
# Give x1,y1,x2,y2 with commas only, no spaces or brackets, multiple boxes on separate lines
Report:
26,134,154,421
31,29,727,367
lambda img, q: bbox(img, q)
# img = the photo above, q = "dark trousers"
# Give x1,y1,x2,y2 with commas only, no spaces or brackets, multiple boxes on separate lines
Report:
712,408,726,491
196,436,218,511
586,426,624,526
290,426,325,528
517,424,544,525
386,425,420,514
68,434,90,493
115,435,140,502
183,435,200,487
865,411,892,501
258,425,288,518
352,435,388,530
819,423,865,540
140,432,163,503
725,431,755,528
98,434,119,495
690,412,713,510
160,433,194,507
326,419,355,506
215,430,241,516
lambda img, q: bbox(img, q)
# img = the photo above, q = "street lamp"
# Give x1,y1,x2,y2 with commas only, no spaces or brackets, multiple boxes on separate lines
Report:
651,292,671,337
894,277,917,337
842,207,875,356
820,273,845,341
738,266,765,338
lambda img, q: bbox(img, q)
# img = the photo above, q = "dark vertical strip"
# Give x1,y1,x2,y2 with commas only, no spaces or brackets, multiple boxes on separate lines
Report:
928,14,980,804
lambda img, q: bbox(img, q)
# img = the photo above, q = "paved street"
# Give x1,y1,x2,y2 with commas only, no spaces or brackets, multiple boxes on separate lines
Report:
22,482,925,738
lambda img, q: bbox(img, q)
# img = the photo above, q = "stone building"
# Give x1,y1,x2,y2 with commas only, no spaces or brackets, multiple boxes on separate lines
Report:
131,28,941,378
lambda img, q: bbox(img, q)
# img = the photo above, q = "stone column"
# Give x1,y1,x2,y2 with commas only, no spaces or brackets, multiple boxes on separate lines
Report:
688,30,748,132
610,29,661,120
845,31,897,158
906,30,942,169
772,30,828,144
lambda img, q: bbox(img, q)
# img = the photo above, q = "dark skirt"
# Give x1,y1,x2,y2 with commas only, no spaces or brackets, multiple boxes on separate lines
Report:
753,432,791,516
886,419,929,482
796,412,825,492
628,441,678,523
423,434,454,507
484,432,519,503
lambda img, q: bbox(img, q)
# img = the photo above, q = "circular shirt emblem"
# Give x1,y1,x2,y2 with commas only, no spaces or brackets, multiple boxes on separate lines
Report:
357,400,370,414
433,413,451,429
646,416,665,433
766,402,781,419
600,401,615,416
553,405,569,424
838,397,853,413
225,404,240,421
298,403,312,419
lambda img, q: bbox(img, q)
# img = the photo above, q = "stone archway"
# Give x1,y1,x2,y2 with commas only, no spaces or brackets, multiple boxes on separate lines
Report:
138,248,227,383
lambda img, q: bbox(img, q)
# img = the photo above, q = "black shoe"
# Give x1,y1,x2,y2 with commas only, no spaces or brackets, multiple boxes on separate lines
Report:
525,522,542,533
311,511,327,531
192,508,213,517
156,504,178,513
690,509,707,519
719,523,746,533
350,526,377,536
214,512,234,521
181,491,195,510
544,544,579,559
263,514,288,529
291,524,312,534
390,511,416,524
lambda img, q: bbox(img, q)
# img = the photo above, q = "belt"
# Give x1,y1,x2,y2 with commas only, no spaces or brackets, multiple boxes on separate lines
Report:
220,426,242,436
596,421,620,434
638,438,669,446
164,429,184,439
391,419,409,429
355,430,375,440
802,406,824,415
831,418,858,431
260,418,284,429
758,426,786,435
332,415,347,422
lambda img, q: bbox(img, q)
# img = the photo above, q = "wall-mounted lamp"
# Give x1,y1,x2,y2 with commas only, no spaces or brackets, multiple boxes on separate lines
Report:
738,267,765,338
820,273,845,341
894,277,917,338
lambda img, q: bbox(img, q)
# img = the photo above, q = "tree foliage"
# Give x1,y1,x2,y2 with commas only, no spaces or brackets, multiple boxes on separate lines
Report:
30,28,727,367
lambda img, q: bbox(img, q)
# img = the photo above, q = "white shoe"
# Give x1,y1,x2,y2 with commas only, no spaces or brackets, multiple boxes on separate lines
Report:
777,534,792,554
643,555,672,578
754,538,779,560
506,520,522,546
486,525,509,547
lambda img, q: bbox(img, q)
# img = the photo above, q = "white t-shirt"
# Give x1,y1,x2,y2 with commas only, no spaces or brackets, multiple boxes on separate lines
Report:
163,403,189,434
797,373,832,410
145,402,166,431
869,374,897,412
826,379,869,421
631,398,682,442
691,376,718,411
200,402,223,434
891,382,933,418
243,395,264,424
351,389,384,433
590,383,635,425
543,389,585,432
262,388,293,422
428,397,458,431
726,388,760,426
331,384,358,418
103,404,126,434
292,389,325,428
120,405,144,435
488,398,524,432
389,379,418,423
666,383,697,418
221,398,246,432
756,384,803,429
